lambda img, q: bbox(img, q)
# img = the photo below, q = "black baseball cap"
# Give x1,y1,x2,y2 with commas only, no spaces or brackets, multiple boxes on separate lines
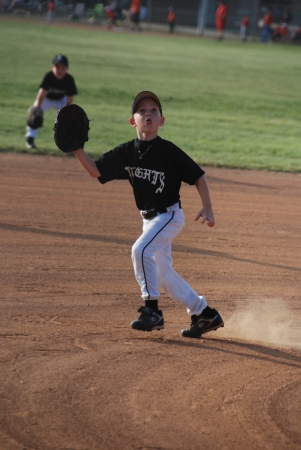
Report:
131,91,162,116
52,54,69,67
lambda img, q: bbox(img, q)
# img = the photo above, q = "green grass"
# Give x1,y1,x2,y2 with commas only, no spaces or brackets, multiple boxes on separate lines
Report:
1,19,301,171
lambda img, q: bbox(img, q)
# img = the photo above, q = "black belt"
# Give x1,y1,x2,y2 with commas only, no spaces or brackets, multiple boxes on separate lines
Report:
142,207,167,220
142,201,181,220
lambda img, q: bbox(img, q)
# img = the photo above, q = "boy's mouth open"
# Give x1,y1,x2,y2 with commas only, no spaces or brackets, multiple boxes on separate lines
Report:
145,118,152,124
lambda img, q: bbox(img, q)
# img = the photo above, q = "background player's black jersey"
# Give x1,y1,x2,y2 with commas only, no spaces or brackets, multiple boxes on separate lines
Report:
95,136,205,211
40,71,78,100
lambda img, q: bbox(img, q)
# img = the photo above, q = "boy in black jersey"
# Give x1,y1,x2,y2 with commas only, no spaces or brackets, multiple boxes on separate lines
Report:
25,55,78,149
72,91,224,338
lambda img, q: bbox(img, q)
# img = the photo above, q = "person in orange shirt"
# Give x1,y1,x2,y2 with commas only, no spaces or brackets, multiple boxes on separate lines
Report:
167,6,176,33
261,9,274,42
130,0,141,31
215,0,228,40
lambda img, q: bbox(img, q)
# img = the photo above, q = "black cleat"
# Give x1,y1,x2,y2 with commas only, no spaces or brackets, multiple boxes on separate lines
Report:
131,306,164,332
26,137,36,149
181,306,224,338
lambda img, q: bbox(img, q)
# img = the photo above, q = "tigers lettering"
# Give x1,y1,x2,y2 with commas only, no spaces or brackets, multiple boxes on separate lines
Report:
125,166,165,193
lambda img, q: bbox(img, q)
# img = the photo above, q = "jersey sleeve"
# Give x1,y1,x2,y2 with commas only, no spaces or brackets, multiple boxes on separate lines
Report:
95,143,130,184
167,142,205,185
39,72,52,90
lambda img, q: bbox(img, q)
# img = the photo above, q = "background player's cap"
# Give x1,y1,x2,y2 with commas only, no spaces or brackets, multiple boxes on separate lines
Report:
52,55,69,67
132,91,162,116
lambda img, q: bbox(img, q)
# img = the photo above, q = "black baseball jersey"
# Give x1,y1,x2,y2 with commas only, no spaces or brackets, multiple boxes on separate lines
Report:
95,136,205,211
40,71,78,100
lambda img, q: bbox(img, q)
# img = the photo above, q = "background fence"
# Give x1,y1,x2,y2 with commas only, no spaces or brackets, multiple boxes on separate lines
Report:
1,0,301,34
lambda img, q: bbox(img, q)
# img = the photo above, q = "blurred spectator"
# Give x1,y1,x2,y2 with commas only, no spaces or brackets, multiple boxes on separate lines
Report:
215,0,228,40
271,22,289,42
167,6,176,33
105,4,119,28
260,9,273,42
240,14,250,42
47,0,55,22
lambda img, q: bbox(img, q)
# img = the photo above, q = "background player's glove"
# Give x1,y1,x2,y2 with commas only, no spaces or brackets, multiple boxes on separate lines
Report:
53,104,90,153
26,106,44,129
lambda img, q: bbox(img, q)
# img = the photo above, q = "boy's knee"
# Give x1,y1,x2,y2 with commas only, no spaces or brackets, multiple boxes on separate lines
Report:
131,241,142,261
132,240,153,262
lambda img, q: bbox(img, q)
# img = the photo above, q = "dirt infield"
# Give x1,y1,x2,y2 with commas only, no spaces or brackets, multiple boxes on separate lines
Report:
0,152,300,450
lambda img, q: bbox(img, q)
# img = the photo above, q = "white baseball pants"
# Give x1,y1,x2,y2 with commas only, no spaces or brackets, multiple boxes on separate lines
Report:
25,96,67,138
132,203,207,316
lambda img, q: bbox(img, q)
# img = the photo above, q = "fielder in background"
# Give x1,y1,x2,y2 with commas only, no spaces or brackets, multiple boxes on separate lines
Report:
68,91,224,338
167,6,176,33
25,55,78,149
215,0,228,40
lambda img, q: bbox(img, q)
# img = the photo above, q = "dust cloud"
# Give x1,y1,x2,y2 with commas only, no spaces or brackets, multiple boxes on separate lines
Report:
218,298,301,351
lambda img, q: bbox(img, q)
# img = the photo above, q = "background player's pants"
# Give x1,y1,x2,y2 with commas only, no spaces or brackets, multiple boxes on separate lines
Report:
132,204,207,316
240,25,247,41
261,25,272,42
25,96,67,139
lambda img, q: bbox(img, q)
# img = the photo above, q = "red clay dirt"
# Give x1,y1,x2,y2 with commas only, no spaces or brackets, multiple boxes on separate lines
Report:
0,152,300,450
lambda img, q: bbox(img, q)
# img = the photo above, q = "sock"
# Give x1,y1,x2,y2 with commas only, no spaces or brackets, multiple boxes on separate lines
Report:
145,299,159,312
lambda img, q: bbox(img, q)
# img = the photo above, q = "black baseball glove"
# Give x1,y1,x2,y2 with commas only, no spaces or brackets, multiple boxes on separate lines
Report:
53,104,90,153
27,106,44,129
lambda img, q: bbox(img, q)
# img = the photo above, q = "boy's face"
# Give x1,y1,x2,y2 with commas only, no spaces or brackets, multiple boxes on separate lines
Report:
52,63,68,79
129,98,164,136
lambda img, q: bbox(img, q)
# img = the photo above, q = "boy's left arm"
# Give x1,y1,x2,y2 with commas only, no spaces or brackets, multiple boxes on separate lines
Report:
194,175,215,227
